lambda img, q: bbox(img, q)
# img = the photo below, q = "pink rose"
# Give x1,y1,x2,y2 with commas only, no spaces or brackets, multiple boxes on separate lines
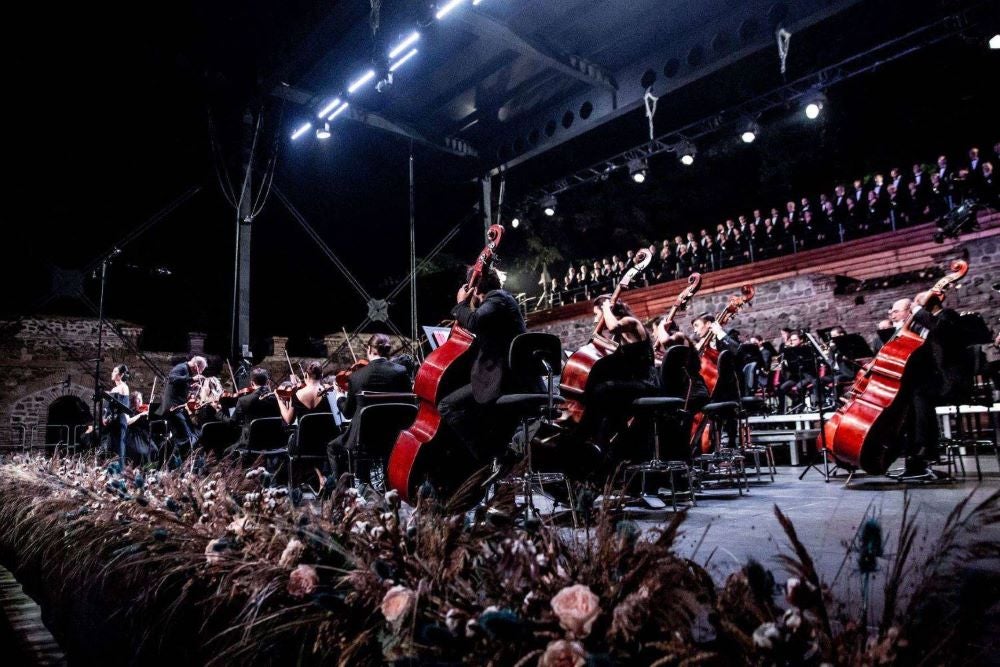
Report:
538,639,587,667
550,584,600,637
278,538,305,569
381,585,417,624
287,564,318,598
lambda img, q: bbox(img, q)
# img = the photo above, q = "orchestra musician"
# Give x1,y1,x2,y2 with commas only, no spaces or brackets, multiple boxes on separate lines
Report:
653,328,709,461
215,366,280,448
158,355,206,452
584,295,656,457
327,334,411,483
275,362,334,453
776,331,817,413
692,313,740,356
897,289,965,479
105,364,131,462
124,390,156,464
438,266,528,464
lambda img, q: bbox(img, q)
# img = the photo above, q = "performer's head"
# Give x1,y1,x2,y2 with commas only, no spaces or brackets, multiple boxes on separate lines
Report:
304,361,323,382
829,325,846,338
130,391,143,409
787,331,803,347
111,364,130,383
250,367,270,388
189,356,207,374
691,313,715,339
888,298,912,325
650,315,678,343
593,294,631,319
367,333,392,360
467,266,502,295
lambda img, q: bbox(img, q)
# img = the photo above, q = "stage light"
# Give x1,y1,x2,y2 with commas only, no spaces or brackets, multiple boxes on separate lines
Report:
317,98,341,118
628,158,648,183
389,49,418,72
315,122,331,139
473,0,484,4
677,140,696,165
328,102,349,120
990,34,1000,49
389,32,420,59
803,90,827,119
511,217,520,228
435,0,465,20
291,123,312,141
348,69,376,93
740,119,760,143
541,195,557,216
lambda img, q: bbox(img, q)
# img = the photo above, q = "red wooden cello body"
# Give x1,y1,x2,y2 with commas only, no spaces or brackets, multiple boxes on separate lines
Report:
387,225,504,502
820,260,968,473
558,249,653,425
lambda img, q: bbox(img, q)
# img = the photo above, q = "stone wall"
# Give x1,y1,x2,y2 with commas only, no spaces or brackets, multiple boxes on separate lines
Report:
530,232,1000,353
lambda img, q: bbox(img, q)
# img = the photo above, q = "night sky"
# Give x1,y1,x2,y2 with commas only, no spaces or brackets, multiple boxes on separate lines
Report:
5,1,997,360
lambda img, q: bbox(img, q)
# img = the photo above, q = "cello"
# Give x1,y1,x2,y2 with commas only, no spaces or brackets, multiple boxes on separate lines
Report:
387,224,505,502
558,248,653,425
821,260,968,473
691,284,755,452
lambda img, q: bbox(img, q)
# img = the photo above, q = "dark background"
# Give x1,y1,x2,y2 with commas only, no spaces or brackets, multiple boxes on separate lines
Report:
4,0,997,358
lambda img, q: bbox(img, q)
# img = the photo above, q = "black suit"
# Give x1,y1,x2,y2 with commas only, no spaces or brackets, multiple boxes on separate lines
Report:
439,288,528,461
159,361,198,449
220,387,281,447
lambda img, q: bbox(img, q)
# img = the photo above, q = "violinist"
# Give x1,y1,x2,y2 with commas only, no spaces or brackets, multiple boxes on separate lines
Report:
438,266,528,463
157,355,206,452
124,390,156,464
104,364,131,463
327,333,411,481
775,331,817,413
897,289,965,479
276,362,333,423
216,367,280,448
585,295,656,457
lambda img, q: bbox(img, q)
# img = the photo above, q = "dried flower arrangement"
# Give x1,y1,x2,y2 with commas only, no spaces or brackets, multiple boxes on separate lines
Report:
0,452,995,666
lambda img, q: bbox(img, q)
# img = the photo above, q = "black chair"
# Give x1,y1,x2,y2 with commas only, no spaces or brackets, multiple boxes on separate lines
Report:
494,332,570,519
237,417,288,476
289,412,340,491
345,396,417,491
198,421,238,459
624,345,699,510
693,350,748,495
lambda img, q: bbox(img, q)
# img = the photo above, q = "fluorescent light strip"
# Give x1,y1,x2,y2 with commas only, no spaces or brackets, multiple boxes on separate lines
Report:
389,49,418,72
473,0,483,4
328,102,350,120
389,32,420,59
291,123,312,140
316,98,341,118
347,69,375,93
435,0,465,20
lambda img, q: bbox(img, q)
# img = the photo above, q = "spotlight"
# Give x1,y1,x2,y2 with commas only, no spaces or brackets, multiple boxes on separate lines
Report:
291,122,312,141
435,0,465,20
990,34,1000,50
628,158,648,183
677,140,696,166
740,119,760,143
511,217,520,228
315,122,331,140
803,90,827,120
541,195,557,217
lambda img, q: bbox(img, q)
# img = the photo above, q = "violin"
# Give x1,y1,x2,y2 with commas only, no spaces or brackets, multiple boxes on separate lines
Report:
218,385,254,408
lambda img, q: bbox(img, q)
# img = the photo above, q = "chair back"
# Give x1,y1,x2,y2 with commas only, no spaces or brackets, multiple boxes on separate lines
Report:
658,344,694,397
509,332,561,377
711,350,741,401
295,413,340,458
199,421,238,456
354,403,418,458
245,417,287,453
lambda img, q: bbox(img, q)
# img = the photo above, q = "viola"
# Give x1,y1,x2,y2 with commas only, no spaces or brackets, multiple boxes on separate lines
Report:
821,260,968,473
559,248,653,426
387,224,504,502
690,284,755,452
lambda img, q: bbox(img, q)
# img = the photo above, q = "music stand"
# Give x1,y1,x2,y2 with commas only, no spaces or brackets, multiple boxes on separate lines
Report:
795,338,831,482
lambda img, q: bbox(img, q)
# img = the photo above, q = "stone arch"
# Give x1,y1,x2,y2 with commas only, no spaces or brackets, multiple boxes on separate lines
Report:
5,383,93,447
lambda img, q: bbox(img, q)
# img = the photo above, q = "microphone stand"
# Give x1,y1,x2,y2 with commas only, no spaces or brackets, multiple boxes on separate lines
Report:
798,333,831,482
92,247,121,446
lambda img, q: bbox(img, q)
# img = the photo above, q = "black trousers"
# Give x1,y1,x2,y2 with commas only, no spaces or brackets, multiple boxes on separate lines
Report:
165,410,199,454
438,384,508,464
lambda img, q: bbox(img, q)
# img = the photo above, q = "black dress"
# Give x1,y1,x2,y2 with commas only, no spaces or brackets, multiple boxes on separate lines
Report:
105,392,129,463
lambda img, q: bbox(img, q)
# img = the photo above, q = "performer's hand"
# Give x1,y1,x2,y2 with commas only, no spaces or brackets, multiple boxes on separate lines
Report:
710,322,727,339
915,290,941,308
456,284,471,304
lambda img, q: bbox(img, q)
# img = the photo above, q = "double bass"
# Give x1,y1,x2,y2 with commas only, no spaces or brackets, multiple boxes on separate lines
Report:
691,284,755,452
653,272,702,366
558,248,653,425
387,224,505,502
821,260,968,473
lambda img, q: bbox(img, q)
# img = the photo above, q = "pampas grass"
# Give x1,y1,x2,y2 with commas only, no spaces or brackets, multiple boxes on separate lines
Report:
0,452,996,666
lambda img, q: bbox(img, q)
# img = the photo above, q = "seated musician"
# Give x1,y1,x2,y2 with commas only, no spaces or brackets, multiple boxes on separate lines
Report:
652,328,710,461
327,334,411,483
898,289,966,479
585,295,657,458
157,355,207,453
438,267,529,464
776,331,818,413
691,313,740,355
276,361,334,454
214,366,281,449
